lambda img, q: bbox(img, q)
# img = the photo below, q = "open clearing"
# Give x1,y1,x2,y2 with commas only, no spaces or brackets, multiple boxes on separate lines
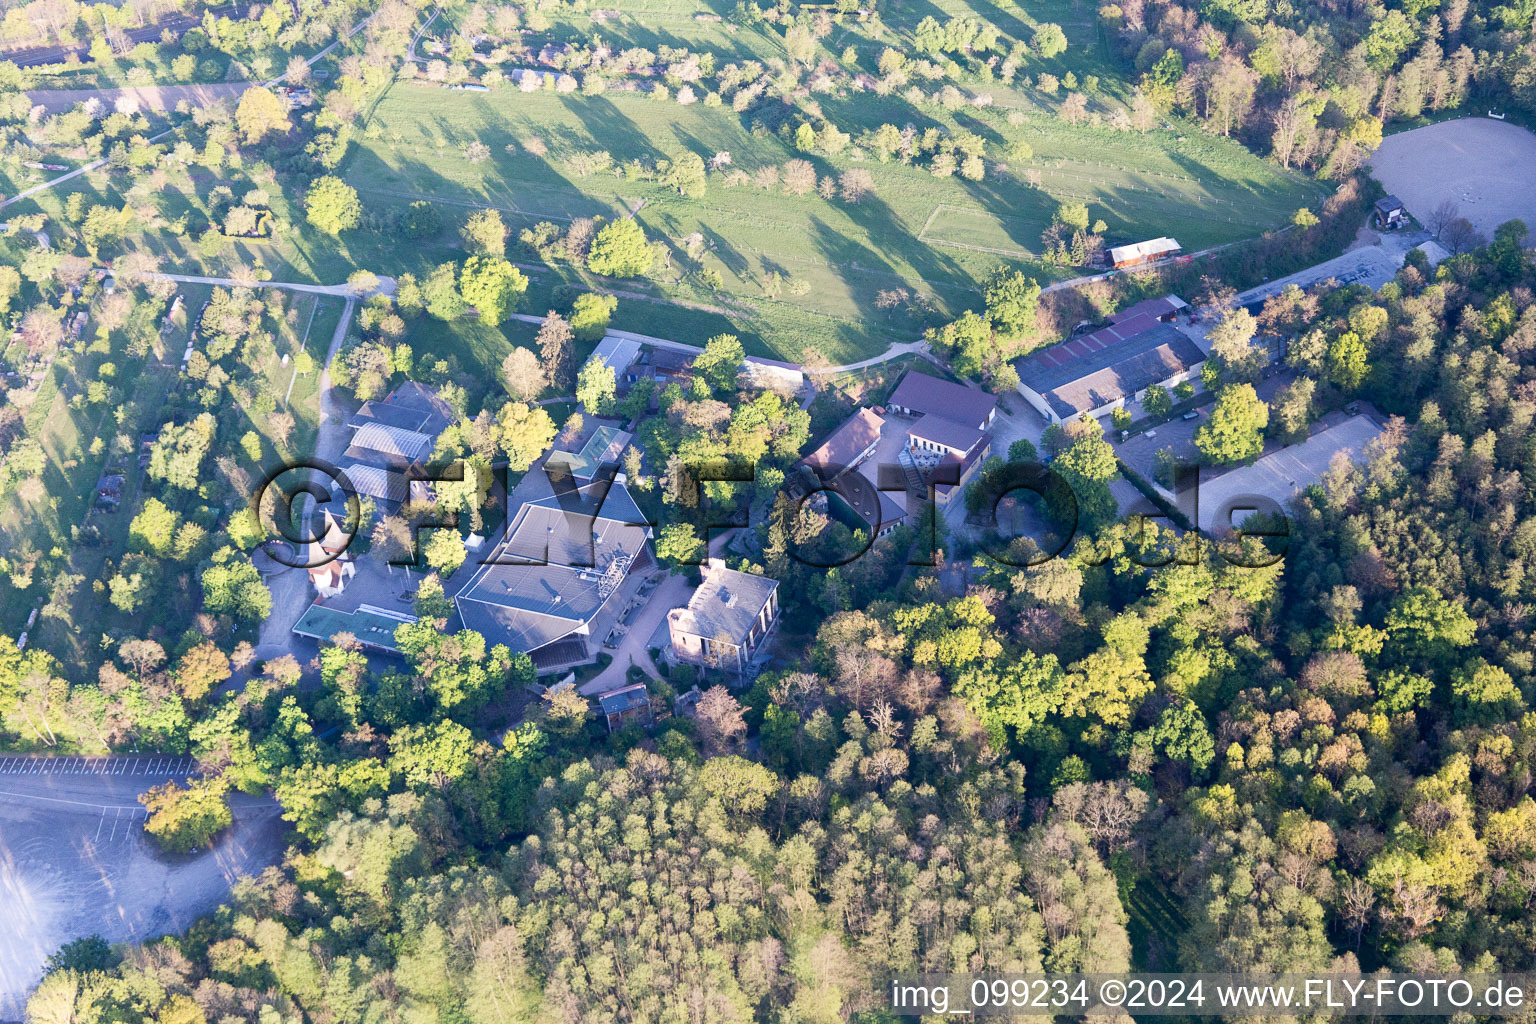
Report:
22,82,248,115
0,758,284,1019
1371,118,1536,239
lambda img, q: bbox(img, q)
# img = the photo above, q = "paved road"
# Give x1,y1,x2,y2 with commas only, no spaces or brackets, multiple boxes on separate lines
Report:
0,223,50,249
0,763,282,1021
254,292,359,664
579,571,694,696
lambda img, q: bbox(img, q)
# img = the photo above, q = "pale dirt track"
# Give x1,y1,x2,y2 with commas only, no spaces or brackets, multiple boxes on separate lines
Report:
22,82,249,115
1370,118,1536,240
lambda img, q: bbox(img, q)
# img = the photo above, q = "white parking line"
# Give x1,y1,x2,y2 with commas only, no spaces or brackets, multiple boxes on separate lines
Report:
94,808,107,843
108,807,121,842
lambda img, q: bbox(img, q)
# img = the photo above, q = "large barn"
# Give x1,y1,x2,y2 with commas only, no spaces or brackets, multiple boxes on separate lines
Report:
1013,296,1201,425
1108,237,1182,269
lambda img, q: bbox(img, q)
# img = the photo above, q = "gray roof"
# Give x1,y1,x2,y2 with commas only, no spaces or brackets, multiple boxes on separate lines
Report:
802,407,884,476
349,422,433,463
587,336,643,376
348,382,454,436
907,414,985,453
671,565,777,645
451,480,649,653
1014,321,1205,420
828,473,906,534
598,683,650,716
1109,295,1187,323
341,462,408,504
547,425,632,482
886,372,997,428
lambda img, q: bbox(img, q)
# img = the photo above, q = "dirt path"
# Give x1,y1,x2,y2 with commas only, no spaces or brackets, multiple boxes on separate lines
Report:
22,82,248,115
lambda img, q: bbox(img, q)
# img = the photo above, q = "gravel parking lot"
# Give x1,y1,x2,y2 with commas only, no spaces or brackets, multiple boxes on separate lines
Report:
0,760,283,1019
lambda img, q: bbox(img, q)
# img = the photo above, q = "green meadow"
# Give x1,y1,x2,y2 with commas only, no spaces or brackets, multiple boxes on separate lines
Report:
342,81,1317,363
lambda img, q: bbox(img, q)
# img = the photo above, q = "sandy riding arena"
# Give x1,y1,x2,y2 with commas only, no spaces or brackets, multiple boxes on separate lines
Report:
1370,118,1536,239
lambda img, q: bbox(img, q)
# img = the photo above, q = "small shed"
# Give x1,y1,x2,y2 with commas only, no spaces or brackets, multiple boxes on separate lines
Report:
1374,196,1407,230
598,683,652,732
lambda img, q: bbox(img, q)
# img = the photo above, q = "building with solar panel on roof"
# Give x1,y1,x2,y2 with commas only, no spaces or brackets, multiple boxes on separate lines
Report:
1012,295,1201,425
451,476,655,672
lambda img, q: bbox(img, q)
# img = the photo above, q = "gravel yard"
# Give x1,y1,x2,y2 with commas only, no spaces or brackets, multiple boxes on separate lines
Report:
1370,119,1536,240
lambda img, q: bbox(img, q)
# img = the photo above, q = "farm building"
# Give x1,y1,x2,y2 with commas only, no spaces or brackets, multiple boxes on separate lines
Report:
792,408,907,539
336,383,456,507
452,478,654,672
347,381,455,436
826,472,909,537
667,559,780,678
885,371,997,430
1013,295,1202,424
1108,237,1181,269
292,603,418,654
1373,196,1407,230
882,371,997,504
343,422,436,471
338,462,434,510
798,407,885,480
637,346,694,386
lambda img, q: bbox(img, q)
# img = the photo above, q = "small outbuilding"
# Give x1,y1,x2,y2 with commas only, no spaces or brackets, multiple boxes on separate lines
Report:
598,683,653,732
1373,196,1407,230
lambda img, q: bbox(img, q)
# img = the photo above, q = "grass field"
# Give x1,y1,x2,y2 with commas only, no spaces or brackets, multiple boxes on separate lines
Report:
340,83,1317,364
